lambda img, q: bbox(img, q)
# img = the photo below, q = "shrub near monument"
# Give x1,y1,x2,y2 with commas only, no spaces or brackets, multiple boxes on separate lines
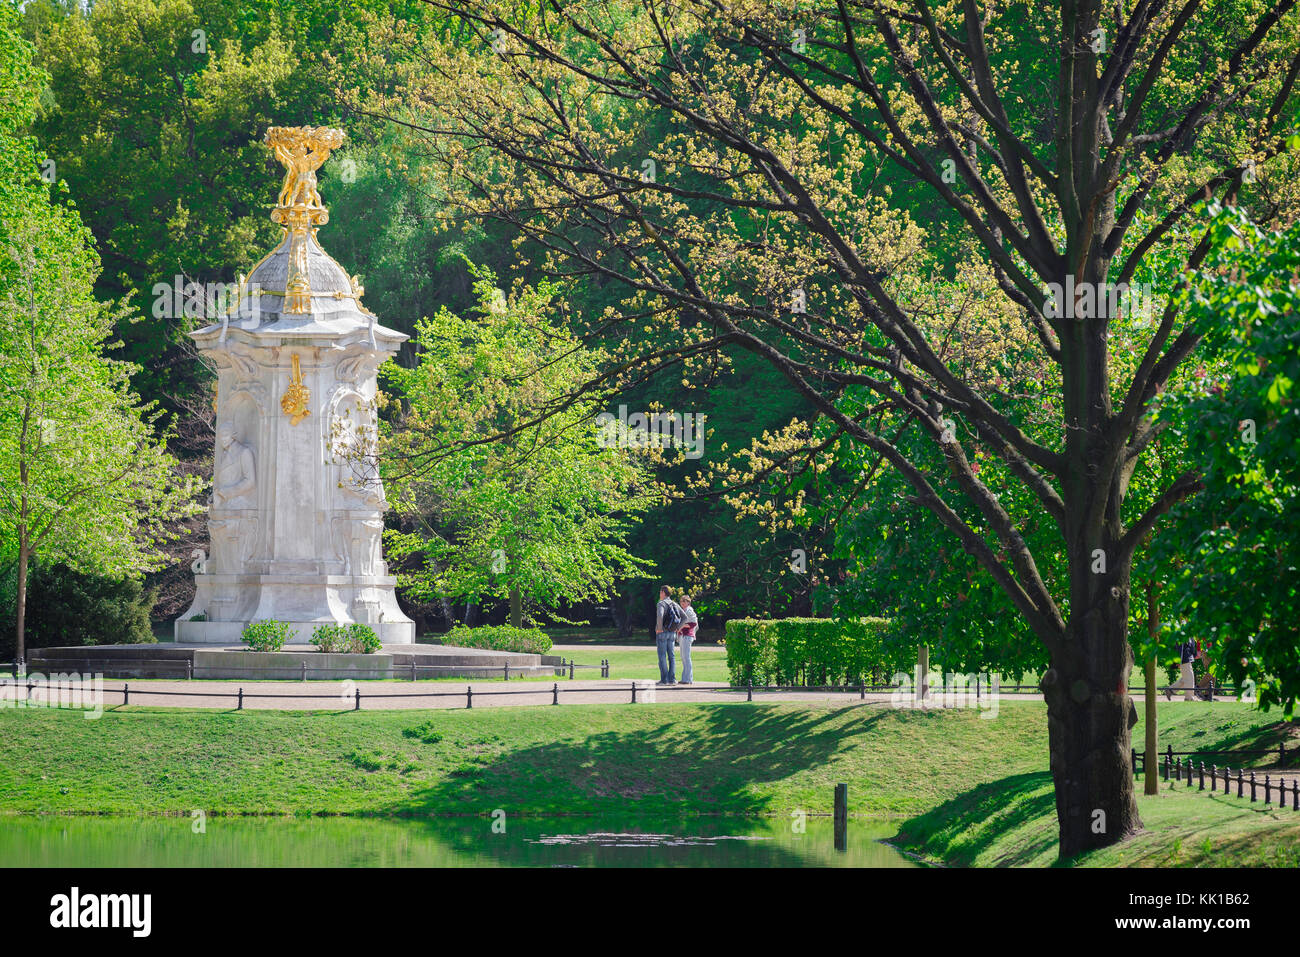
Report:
725,618,891,687
443,625,551,656
240,620,295,653
311,623,382,655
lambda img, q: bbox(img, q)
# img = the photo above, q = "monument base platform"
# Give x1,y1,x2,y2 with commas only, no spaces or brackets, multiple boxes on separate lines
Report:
175,617,415,645
28,643,559,680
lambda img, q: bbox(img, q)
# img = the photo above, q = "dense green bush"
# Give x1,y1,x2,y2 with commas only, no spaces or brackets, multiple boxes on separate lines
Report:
0,563,155,660
444,624,551,655
310,622,382,654
241,620,294,653
724,617,890,686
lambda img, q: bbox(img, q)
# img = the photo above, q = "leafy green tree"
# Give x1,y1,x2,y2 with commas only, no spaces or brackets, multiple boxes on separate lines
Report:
0,563,156,659
0,6,203,664
1155,206,1300,717
382,0,1300,856
381,268,655,626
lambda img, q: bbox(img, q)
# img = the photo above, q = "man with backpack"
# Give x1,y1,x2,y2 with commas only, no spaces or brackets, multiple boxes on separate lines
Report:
655,585,684,686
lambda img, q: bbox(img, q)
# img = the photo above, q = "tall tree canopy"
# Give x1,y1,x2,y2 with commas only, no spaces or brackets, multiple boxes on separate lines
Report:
367,0,1300,856
0,4,203,663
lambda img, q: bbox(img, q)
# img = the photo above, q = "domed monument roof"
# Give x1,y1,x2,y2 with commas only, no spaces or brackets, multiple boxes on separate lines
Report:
192,125,404,343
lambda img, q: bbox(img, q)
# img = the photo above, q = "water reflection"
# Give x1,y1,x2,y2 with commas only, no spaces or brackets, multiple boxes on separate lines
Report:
0,815,916,868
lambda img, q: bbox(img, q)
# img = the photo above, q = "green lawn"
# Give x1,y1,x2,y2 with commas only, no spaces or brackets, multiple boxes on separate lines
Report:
556,644,730,683
0,699,1293,866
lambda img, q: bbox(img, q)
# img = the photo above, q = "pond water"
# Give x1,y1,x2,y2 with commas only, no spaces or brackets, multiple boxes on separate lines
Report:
0,815,916,868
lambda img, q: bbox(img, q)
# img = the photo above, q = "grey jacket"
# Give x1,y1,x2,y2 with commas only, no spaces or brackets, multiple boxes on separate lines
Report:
655,598,672,634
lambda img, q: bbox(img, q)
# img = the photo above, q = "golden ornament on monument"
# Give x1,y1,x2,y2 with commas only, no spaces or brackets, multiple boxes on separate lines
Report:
281,352,311,426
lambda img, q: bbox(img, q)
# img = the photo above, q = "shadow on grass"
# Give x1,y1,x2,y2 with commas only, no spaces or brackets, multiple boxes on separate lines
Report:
891,771,1058,867
383,703,888,818
1171,717,1300,767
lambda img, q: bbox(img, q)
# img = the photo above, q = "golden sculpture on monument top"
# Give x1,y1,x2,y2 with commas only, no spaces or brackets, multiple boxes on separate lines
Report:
264,126,346,314
266,125,345,221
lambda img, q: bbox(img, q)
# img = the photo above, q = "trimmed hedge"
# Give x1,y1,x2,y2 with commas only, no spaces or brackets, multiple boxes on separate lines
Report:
444,625,552,656
724,617,891,686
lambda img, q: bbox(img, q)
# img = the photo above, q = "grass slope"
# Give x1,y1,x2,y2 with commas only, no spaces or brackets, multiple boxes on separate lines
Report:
892,704,1300,867
0,699,1293,865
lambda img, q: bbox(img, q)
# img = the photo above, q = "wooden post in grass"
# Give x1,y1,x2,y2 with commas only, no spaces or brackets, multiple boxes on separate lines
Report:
834,783,848,852
1143,657,1158,795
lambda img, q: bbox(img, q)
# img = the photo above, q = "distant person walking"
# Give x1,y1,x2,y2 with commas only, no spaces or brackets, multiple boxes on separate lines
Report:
678,595,699,685
655,586,684,686
1175,638,1198,701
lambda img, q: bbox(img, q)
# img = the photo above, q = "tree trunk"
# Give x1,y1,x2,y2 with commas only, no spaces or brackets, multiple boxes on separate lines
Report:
15,541,28,669
16,427,29,668
1043,550,1142,857
509,587,522,629
1143,657,1158,796
1143,579,1160,797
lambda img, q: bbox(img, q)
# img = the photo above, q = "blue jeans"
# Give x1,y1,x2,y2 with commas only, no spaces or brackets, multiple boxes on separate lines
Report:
679,635,694,683
656,632,676,683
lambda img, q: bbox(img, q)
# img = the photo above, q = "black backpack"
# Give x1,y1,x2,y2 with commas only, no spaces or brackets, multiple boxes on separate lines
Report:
661,599,684,632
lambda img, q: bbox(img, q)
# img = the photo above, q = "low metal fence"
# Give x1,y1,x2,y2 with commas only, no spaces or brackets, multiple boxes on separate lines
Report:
1,657,610,681
1146,749,1300,811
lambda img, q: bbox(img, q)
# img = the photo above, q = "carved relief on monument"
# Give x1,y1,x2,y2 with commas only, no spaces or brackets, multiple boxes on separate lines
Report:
207,516,259,575
351,518,386,578
327,387,385,507
213,422,256,508
209,392,262,574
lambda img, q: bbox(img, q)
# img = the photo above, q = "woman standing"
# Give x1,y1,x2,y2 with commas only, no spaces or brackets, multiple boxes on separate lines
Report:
678,596,699,685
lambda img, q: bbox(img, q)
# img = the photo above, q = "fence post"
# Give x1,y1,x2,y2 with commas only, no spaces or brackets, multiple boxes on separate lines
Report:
1165,745,1173,780
859,682,865,700
25,681,33,701
1132,749,1138,777
747,680,753,703
237,687,243,711
569,660,575,680
552,683,559,706
1250,771,1257,802
353,688,361,712
1173,756,1180,783
1264,774,1271,805
1237,768,1244,798
123,684,129,707
1185,757,1193,785
187,658,193,681
603,658,609,678
631,681,637,704
833,783,848,852
504,662,509,682
1197,761,1204,790
1209,765,1216,793
1292,779,1298,811
411,662,417,682
466,686,473,709
301,661,307,682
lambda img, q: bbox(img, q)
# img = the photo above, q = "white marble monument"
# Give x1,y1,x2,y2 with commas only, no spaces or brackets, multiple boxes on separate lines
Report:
177,125,414,644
